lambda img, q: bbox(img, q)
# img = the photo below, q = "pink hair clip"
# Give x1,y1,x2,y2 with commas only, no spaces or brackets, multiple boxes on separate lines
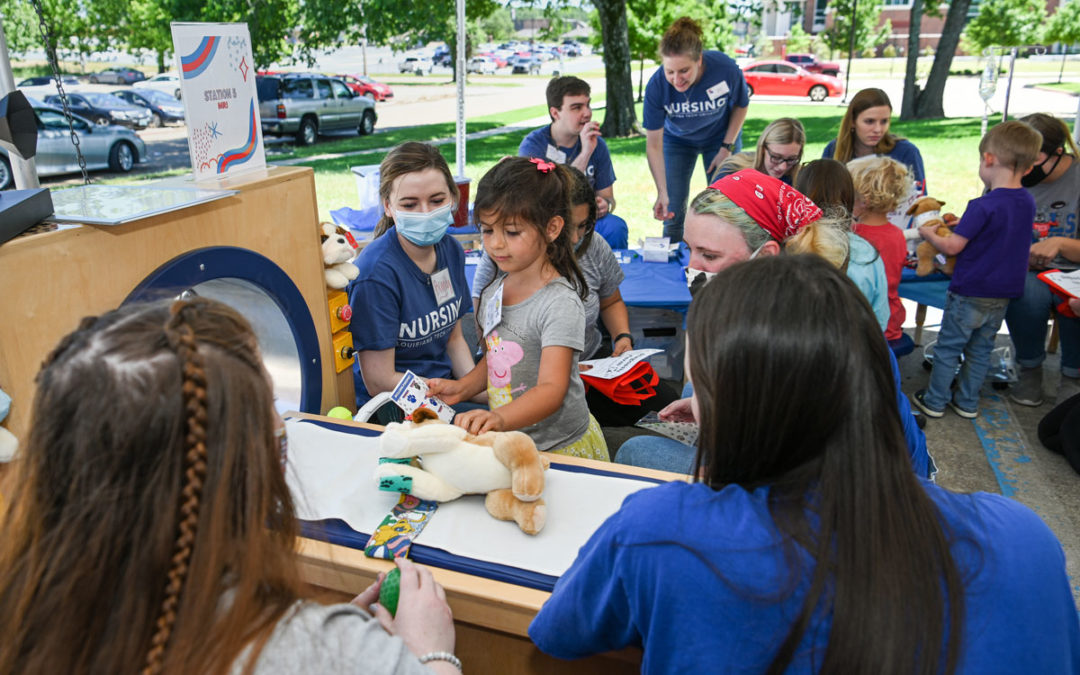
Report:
530,157,555,174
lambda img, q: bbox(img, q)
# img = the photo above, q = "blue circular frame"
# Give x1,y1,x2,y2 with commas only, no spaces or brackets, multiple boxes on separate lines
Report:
124,246,322,413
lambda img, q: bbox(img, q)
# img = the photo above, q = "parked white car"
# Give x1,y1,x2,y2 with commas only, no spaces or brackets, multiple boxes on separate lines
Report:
467,56,498,75
134,72,182,100
398,56,433,75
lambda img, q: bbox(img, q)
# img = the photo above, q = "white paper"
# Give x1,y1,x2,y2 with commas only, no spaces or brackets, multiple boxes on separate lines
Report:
285,419,657,577
579,348,663,380
171,23,266,180
1041,269,1080,297
642,236,671,263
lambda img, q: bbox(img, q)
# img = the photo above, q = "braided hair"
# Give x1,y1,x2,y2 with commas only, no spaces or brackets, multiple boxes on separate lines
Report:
0,298,303,674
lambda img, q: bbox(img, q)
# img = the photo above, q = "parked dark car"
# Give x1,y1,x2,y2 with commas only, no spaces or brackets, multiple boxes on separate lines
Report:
44,92,152,128
256,74,377,145
111,88,185,126
784,54,841,77
0,100,146,190
89,67,148,85
17,75,81,87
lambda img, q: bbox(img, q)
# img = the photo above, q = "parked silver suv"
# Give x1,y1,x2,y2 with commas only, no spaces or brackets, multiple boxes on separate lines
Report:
256,74,377,146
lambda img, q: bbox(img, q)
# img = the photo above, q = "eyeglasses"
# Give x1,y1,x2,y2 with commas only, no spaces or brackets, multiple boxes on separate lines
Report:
765,149,802,166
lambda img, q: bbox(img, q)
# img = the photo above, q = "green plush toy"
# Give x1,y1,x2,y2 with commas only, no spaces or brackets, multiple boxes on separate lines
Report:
379,567,401,617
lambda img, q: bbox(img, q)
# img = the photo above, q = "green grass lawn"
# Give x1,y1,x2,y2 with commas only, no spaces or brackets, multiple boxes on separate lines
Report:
280,100,986,240
1035,81,1080,94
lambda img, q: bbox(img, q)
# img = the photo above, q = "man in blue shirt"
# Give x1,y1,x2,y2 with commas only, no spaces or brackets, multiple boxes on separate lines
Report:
519,76,628,249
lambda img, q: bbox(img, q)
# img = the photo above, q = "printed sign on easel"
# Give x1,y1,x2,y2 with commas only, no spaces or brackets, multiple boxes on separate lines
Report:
171,22,266,180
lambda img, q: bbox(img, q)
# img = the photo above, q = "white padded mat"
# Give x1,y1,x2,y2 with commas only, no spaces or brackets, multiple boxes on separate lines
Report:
285,419,659,578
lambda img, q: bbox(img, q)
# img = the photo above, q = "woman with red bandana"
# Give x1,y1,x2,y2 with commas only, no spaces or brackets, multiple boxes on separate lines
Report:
615,171,930,478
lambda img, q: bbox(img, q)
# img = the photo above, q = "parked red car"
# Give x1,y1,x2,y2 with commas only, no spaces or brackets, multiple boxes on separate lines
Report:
334,74,394,101
742,61,844,102
784,53,841,77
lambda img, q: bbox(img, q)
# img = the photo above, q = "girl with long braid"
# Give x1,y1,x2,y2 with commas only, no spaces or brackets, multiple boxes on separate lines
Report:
0,298,460,674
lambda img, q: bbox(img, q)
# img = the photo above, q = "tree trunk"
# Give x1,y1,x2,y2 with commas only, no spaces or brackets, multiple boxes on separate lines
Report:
157,50,166,74
593,0,637,136
1060,48,1067,84
900,0,924,119
638,57,644,102
912,0,974,118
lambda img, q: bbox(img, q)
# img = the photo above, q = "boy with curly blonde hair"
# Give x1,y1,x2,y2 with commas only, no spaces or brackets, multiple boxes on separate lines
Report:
913,120,1043,419
848,155,914,349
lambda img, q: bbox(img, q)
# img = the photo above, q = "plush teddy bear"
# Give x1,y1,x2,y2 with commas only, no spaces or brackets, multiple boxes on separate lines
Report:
320,222,361,289
375,407,550,535
909,197,956,277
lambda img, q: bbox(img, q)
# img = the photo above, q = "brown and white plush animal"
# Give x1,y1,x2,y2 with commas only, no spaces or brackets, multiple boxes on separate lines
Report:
320,222,360,289
909,197,956,277
375,407,550,535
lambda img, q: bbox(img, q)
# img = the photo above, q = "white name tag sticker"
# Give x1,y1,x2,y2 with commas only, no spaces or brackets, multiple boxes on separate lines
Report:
482,284,504,337
706,81,730,101
431,268,454,306
545,144,567,164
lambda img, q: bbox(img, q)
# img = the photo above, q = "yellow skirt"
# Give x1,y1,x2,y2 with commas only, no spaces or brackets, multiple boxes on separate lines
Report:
549,414,609,462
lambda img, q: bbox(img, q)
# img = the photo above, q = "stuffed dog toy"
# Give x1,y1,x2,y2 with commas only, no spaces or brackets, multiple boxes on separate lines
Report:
321,222,360,289
909,197,956,277
375,407,550,535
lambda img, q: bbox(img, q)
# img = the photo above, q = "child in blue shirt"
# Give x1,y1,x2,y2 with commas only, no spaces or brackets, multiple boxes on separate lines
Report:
913,121,1043,419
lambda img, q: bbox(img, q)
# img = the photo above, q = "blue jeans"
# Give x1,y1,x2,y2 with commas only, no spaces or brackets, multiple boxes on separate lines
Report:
594,213,628,250
925,292,1009,411
1005,271,1080,378
662,134,742,243
615,434,696,474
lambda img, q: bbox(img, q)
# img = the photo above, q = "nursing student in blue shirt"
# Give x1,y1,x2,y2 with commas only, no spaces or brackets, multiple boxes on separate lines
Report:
347,142,484,423
529,255,1080,674
643,17,750,242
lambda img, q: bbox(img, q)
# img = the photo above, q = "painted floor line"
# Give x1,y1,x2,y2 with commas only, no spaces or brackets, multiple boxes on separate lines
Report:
972,394,1033,500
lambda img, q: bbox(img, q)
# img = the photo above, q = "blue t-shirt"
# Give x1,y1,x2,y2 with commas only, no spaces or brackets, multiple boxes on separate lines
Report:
518,124,616,191
642,50,750,147
950,187,1035,298
347,229,472,407
823,137,927,193
530,480,1080,673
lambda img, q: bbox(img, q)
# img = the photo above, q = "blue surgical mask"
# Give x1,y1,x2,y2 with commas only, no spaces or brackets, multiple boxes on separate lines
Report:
393,204,455,247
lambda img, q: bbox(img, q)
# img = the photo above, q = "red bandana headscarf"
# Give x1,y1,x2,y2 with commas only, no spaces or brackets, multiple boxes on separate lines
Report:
708,169,823,241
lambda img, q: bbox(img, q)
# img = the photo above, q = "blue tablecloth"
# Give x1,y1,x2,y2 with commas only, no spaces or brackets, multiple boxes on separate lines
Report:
898,268,949,309
465,246,693,312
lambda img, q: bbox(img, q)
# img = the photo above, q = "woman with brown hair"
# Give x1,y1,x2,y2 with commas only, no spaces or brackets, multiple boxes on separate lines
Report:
349,141,484,423
531,254,1079,672
644,16,751,242
0,298,459,674
823,88,926,233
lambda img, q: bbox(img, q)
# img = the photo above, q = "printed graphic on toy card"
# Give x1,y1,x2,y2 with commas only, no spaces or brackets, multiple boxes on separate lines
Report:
171,22,266,181
390,370,456,422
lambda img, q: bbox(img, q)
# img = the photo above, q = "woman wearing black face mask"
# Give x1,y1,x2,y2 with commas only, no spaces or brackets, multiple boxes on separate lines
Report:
1005,114,1080,408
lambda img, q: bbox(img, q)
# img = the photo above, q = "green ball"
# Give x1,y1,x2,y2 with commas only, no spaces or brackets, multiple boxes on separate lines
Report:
379,567,401,617
326,406,353,420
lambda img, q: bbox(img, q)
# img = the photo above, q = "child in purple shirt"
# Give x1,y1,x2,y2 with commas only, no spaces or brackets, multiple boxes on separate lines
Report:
913,121,1043,419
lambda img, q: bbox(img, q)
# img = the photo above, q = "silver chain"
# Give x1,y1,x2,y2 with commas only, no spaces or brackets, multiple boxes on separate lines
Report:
28,0,90,184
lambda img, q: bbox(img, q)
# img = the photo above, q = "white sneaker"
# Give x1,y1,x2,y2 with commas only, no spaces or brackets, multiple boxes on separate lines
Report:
1056,375,1080,407
1009,366,1044,407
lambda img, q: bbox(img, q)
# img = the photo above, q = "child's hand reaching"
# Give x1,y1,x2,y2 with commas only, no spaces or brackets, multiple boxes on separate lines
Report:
658,397,696,423
454,409,505,434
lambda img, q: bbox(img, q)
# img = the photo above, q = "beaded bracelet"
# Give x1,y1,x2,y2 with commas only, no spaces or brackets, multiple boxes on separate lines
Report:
418,651,463,672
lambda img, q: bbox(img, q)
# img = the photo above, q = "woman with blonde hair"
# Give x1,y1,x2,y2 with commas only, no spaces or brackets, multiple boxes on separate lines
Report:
715,117,806,185
618,170,929,478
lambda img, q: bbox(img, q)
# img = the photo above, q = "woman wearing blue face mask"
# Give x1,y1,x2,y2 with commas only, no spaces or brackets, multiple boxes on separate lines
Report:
348,142,486,423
